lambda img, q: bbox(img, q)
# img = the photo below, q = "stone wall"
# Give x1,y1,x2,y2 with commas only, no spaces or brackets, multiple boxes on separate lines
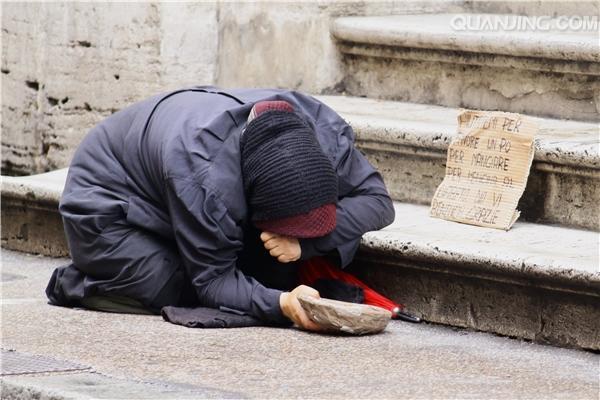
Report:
1,1,457,175
1,2,217,174
215,1,446,90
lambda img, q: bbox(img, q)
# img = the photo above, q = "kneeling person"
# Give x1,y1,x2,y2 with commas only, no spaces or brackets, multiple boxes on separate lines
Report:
46,87,395,331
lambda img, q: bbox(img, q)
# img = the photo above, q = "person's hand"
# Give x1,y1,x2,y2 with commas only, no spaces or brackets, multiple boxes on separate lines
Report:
261,232,301,263
279,285,323,331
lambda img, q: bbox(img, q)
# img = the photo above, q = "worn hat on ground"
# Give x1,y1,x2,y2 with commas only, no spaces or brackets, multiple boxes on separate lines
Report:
241,100,338,238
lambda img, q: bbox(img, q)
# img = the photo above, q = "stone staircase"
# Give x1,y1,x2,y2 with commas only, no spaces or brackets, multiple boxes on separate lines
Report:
322,7,599,351
332,14,599,122
2,98,599,350
1,5,599,351
317,96,599,230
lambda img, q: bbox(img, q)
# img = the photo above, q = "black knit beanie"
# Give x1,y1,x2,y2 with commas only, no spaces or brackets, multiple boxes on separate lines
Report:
240,107,338,224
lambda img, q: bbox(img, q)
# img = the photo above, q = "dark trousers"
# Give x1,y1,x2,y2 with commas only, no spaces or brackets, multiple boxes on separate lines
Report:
47,218,197,314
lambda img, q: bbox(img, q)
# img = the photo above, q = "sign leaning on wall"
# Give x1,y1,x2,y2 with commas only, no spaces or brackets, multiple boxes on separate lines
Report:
430,110,537,230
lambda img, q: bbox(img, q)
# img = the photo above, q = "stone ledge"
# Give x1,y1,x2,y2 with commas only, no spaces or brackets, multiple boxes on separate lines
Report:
361,203,599,295
331,14,600,122
317,95,599,230
332,14,600,65
1,93,599,258
1,176,598,348
1,169,67,205
1,169,68,257
317,95,600,170
350,202,600,350
2,171,597,289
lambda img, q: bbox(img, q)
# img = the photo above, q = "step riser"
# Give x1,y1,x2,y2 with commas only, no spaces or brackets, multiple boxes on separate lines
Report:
341,53,600,122
355,140,600,231
350,255,600,350
1,197,69,257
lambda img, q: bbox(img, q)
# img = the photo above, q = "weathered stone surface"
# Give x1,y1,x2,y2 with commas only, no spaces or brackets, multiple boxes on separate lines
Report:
215,1,459,92
332,14,600,121
351,258,600,351
296,295,392,335
1,169,69,256
1,2,218,175
1,175,598,347
1,198,68,257
1,168,67,204
3,250,598,399
318,96,600,170
362,203,599,291
5,1,456,175
464,1,599,17
317,95,600,230
333,14,600,62
351,202,600,350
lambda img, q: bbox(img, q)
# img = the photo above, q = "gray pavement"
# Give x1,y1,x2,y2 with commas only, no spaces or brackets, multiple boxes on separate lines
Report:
1,250,599,399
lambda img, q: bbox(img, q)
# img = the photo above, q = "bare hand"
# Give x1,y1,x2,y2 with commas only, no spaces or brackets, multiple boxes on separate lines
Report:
261,232,301,263
279,285,323,331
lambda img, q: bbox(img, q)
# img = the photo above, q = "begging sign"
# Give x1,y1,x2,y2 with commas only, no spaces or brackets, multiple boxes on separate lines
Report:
430,110,537,230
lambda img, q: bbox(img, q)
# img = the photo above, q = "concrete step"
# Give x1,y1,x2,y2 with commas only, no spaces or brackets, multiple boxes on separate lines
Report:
331,13,600,121
1,169,68,256
317,95,600,231
2,249,598,399
347,202,599,350
1,95,598,257
1,168,598,348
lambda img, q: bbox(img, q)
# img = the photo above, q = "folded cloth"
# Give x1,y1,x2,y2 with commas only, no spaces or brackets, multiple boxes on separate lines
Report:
161,306,264,328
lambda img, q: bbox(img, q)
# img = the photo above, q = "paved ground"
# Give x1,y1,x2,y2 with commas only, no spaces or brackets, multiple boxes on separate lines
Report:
1,250,599,399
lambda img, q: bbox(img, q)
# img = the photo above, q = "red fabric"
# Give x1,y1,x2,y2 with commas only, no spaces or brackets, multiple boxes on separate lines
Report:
254,100,294,115
298,257,403,315
248,101,294,123
254,203,336,239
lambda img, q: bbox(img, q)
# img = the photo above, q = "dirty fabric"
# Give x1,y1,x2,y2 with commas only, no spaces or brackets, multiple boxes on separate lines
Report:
161,306,265,329
46,87,395,325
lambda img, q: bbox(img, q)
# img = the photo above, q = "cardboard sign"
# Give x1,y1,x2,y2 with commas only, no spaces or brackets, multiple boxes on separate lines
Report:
430,110,537,230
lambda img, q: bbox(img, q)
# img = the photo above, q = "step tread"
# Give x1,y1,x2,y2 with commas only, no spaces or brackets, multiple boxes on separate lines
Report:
332,14,600,63
362,202,599,282
317,95,600,169
2,169,67,203
2,168,597,281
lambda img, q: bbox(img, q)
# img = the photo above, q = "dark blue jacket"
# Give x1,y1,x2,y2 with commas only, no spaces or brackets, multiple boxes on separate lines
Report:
58,87,395,323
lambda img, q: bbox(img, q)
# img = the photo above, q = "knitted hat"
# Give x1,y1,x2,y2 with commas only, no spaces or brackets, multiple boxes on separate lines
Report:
240,101,338,238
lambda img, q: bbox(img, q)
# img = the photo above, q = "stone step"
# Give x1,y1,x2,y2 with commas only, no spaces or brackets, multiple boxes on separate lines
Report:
348,202,599,350
1,172,598,348
1,95,598,257
1,169,68,256
1,94,598,258
331,13,600,121
317,95,600,231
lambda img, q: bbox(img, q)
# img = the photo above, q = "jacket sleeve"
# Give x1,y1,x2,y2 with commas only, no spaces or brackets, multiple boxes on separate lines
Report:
299,105,395,268
165,176,288,324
